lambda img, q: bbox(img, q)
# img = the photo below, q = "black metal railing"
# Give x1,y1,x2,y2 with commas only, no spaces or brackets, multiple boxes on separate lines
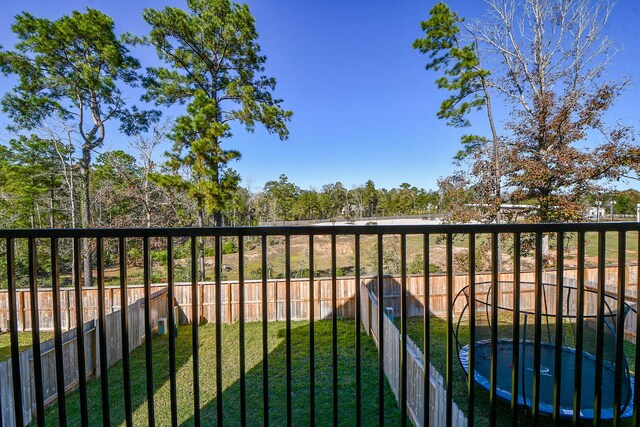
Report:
0,222,638,426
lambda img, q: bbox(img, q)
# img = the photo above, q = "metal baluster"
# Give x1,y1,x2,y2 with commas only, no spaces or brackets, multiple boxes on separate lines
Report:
50,237,69,425
191,236,200,426
262,235,269,427
468,233,476,427
309,234,316,427
28,238,45,426
612,231,626,425
446,233,453,427
489,233,499,426
286,235,292,427
167,238,178,427
143,237,155,424
215,235,223,426
573,232,585,426
119,236,132,427
239,236,247,426
355,234,362,426
532,232,543,426
331,234,338,427
74,237,89,426
423,234,431,427
511,233,521,427
552,232,564,424
6,238,22,427
96,238,109,426
377,233,385,426
400,234,408,425
594,231,606,425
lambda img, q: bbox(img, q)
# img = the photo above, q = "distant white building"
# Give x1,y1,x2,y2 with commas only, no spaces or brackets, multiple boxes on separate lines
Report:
585,206,605,220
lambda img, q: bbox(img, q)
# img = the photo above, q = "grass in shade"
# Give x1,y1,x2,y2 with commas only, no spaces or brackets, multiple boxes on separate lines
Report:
39,319,402,426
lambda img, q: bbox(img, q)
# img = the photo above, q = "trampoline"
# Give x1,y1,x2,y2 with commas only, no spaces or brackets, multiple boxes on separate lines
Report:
452,280,635,420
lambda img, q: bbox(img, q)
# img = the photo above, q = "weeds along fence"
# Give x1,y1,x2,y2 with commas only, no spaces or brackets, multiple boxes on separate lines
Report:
0,289,168,426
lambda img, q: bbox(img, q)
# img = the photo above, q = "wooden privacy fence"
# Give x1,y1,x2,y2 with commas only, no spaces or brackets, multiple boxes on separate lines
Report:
1,264,636,333
360,280,468,427
0,278,359,332
0,289,168,426
172,277,358,324
373,266,638,318
0,284,169,332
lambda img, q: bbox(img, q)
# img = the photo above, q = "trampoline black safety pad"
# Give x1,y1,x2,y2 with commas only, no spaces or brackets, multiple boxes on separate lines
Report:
453,280,635,420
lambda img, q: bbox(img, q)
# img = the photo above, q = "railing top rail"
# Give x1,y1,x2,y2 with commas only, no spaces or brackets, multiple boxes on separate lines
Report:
0,222,637,238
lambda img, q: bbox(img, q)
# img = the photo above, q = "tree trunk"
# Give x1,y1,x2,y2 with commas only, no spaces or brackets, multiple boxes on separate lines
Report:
210,160,222,281
64,147,76,228
144,183,152,228
197,207,206,282
30,178,36,228
542,234,550,258
143,173,152,228
49,186,55,228
80,147,93,288
68,153,76,286
482,76,503,271
212,165,222,227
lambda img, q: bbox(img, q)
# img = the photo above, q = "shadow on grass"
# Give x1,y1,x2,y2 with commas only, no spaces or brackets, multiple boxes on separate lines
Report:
41,319,402,426
188,320,402,427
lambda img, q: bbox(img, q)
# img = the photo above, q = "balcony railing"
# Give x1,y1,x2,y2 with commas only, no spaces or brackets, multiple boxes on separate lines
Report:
0,222,638,426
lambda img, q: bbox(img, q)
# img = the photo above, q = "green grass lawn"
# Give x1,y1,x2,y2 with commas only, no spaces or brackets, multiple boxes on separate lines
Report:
0,331,54,362
40,319,402,426
583,231,639,262
402,315,637,427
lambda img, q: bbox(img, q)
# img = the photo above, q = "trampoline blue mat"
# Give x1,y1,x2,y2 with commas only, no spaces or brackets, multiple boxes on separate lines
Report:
459,338,634,419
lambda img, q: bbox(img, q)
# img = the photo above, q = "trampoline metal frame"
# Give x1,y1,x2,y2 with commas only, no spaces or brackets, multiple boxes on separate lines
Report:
452,280,636,420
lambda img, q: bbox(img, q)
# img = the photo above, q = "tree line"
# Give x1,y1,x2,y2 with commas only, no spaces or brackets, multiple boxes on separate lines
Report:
243,176,439,224
0,142,441,228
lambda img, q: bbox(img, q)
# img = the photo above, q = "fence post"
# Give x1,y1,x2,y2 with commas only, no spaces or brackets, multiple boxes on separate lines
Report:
199,283,204,323
66,290,71,331
626,265,630,293
275,280,279,321
19,292,26,331
228,283,233,323
368,287,372,336
317,280,321,320
94,321,99,377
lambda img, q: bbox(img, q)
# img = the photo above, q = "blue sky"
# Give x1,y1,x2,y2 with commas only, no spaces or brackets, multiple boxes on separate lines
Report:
0,0,638,192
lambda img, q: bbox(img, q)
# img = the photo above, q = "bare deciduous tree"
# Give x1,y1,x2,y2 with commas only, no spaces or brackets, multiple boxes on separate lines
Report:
473,0,636,221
